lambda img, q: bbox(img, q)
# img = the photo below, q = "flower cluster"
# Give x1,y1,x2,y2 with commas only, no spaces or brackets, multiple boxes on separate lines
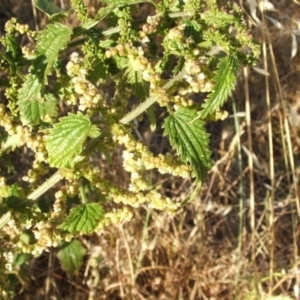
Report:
0,104,15,137
112,124,190,179
3,18,34,36
96,207,133,231
105,43,162,91
111,187,179,213
66,52,102,112
139,15,161,43
83,164,179,213
182,59,213,94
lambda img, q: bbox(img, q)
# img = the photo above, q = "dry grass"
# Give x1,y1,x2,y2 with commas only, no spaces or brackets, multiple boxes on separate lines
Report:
1,0,300,299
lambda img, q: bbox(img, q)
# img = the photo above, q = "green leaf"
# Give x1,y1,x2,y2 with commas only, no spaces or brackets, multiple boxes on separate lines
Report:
180,182,202,206
99,39,115,49
123,64,150,101
15,253,31,267
115,56,129,70
46,113,97,168
3,184,23,211
57,240,86,275
88,59,108,84
1,134,22,153
200,55,240,118
184,19,202,44
10,183,19,197
35,0,62,16
147,106,156,131
133,77,150,102
123,63,154,126
88,125,101,139
5,34,23,59
36,23,72,76
203,9,239,27
60,203,104,234
18,73,43,102
18,88,58,126
163,107,212,181
20,231,33,245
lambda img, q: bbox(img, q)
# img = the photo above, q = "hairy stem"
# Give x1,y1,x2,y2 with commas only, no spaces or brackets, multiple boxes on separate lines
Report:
27,171,63,201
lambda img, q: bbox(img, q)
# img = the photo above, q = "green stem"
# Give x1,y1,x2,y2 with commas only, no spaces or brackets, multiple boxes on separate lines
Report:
79,186,87,204
120,96,157,124
120,70,186,124
180,181,202,207
27,171,63,201
0,211,11,230
168,12,192,18
103,27,121,36
166,103,174,116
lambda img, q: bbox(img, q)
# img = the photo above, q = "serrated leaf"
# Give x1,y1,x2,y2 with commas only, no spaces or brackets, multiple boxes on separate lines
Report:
5,196,30,215
36,23,72,76
163,108,212,181
57,240,86,275
1,134,22,153
60,203,104,234
6,34,22,59
46,113,96,168
18,91,58,126
184,20,202,43
200,56,239,118
123,62,150,100
18,73,43,102
114,56,128,70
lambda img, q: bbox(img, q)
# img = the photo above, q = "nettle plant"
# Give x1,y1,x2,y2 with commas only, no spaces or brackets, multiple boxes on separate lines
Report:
0,0,259,292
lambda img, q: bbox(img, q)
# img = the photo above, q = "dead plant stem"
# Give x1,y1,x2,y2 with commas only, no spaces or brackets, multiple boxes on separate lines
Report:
260,8,275,290
244,66,255,263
